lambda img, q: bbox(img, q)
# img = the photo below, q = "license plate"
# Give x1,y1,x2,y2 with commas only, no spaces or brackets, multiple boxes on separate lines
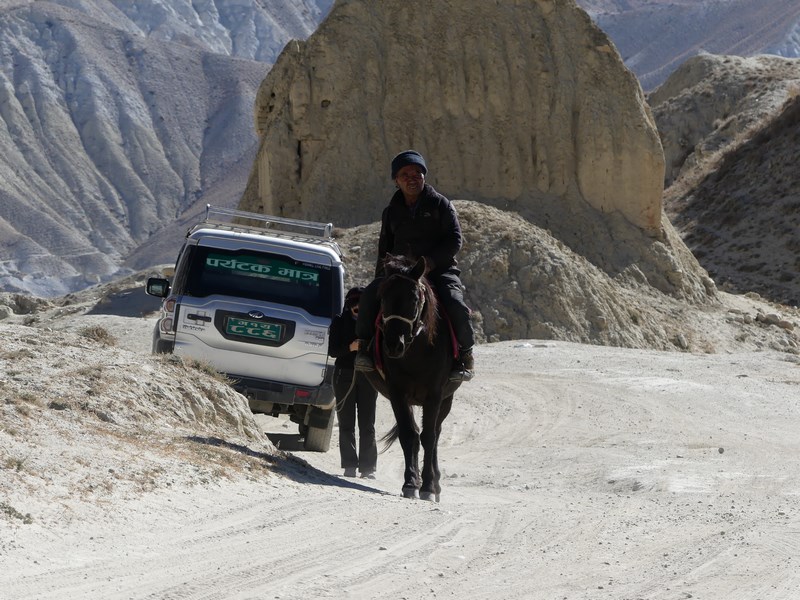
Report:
225,317,283,341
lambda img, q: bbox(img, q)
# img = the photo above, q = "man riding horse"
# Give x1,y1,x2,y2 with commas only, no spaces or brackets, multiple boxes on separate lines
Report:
354,150,475,382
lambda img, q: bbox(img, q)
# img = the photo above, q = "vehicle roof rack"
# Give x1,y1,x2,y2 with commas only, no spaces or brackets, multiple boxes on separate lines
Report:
188,205,342,258
201,205,334,239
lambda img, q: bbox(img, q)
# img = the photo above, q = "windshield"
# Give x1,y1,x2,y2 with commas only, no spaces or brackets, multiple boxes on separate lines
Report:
184,246,337,317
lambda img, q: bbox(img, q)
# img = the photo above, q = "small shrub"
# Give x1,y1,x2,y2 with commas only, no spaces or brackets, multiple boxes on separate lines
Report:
18,391,40,404
3,456,27,472
185,359,231,384
2,348,37,360
0,502,33,524
80,326,117,346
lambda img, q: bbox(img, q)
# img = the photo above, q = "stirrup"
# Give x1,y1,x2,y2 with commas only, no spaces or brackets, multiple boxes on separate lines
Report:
448,367,473,383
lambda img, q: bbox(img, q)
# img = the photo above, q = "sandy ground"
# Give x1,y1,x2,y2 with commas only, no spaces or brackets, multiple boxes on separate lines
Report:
2,308,800,600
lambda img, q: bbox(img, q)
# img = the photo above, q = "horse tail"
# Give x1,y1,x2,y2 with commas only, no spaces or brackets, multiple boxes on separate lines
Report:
379,425,399,453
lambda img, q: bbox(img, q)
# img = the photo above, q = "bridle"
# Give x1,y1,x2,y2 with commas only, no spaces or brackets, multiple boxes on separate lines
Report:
380,273,427,338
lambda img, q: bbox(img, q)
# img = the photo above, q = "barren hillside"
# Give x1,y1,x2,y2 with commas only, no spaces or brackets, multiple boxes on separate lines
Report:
650,54,800,307
0,0,331,297
664,95,800,306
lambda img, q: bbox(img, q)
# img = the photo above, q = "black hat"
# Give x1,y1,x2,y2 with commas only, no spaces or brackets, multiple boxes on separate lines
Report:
391,150,427,179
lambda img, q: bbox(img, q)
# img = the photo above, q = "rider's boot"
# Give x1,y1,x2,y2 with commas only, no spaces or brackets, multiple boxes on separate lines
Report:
449,347,474,382
354,339,375,372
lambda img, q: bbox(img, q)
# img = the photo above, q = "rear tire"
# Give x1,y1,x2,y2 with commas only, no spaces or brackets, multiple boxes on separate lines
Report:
303,407,334,452
153,338,174,354
152,326,174,354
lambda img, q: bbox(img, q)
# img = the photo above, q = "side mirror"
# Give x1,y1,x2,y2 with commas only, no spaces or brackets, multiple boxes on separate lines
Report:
146,277,170,298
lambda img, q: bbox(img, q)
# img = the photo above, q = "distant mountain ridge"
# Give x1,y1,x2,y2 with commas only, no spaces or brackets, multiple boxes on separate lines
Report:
0,0,332,297
577,0,800,90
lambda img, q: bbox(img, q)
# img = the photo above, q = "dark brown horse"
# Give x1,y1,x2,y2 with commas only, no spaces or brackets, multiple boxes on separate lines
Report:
363,254,462,502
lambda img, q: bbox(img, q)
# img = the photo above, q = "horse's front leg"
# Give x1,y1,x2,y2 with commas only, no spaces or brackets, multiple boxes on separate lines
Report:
418,424,437,502
420,393,453,502
389,397,420,498
419,398,442,502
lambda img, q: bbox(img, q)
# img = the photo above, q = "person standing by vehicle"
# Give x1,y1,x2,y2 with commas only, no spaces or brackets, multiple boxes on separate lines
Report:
328,287,378,478
354,150,475,381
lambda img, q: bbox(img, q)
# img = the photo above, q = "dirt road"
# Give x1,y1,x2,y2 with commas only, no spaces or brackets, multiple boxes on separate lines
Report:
3,337,800,599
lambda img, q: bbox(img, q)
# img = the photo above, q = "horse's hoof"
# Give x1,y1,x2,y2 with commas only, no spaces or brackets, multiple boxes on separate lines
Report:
402,486,419,499
421,492,441,503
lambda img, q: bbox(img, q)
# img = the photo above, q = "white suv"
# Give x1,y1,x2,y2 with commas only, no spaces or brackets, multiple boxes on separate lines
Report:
146,205,344,451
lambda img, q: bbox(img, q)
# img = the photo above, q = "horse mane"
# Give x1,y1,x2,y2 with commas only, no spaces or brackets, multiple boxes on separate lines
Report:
379,254,439,344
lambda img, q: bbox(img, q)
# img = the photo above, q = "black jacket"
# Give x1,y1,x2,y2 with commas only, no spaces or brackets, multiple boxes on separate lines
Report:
328,311,358,369
375,184,462,278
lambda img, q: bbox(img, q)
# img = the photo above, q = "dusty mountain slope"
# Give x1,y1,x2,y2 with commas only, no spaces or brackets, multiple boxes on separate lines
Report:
1,276,799,599
0,3,263,296
103,0,334,63
664,94,800,306
650,53,800,186
579,0,800,90
649,54,800,306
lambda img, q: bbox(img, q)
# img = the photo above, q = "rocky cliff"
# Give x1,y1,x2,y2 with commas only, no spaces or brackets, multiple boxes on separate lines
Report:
244,0,714,334
250,0,663,234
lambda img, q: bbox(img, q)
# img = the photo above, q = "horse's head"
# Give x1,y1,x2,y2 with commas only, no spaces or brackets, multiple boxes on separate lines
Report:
378,254,438,358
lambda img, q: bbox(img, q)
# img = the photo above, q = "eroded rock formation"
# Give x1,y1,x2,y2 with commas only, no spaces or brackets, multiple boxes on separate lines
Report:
244,0,718,346
248,0,664,236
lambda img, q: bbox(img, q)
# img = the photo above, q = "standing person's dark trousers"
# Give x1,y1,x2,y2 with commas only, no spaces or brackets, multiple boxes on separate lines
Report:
329,288,378,478
333,368,377,475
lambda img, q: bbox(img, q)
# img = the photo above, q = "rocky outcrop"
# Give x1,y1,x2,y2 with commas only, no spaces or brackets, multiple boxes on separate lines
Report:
249,0,664,237
246,0,717,322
